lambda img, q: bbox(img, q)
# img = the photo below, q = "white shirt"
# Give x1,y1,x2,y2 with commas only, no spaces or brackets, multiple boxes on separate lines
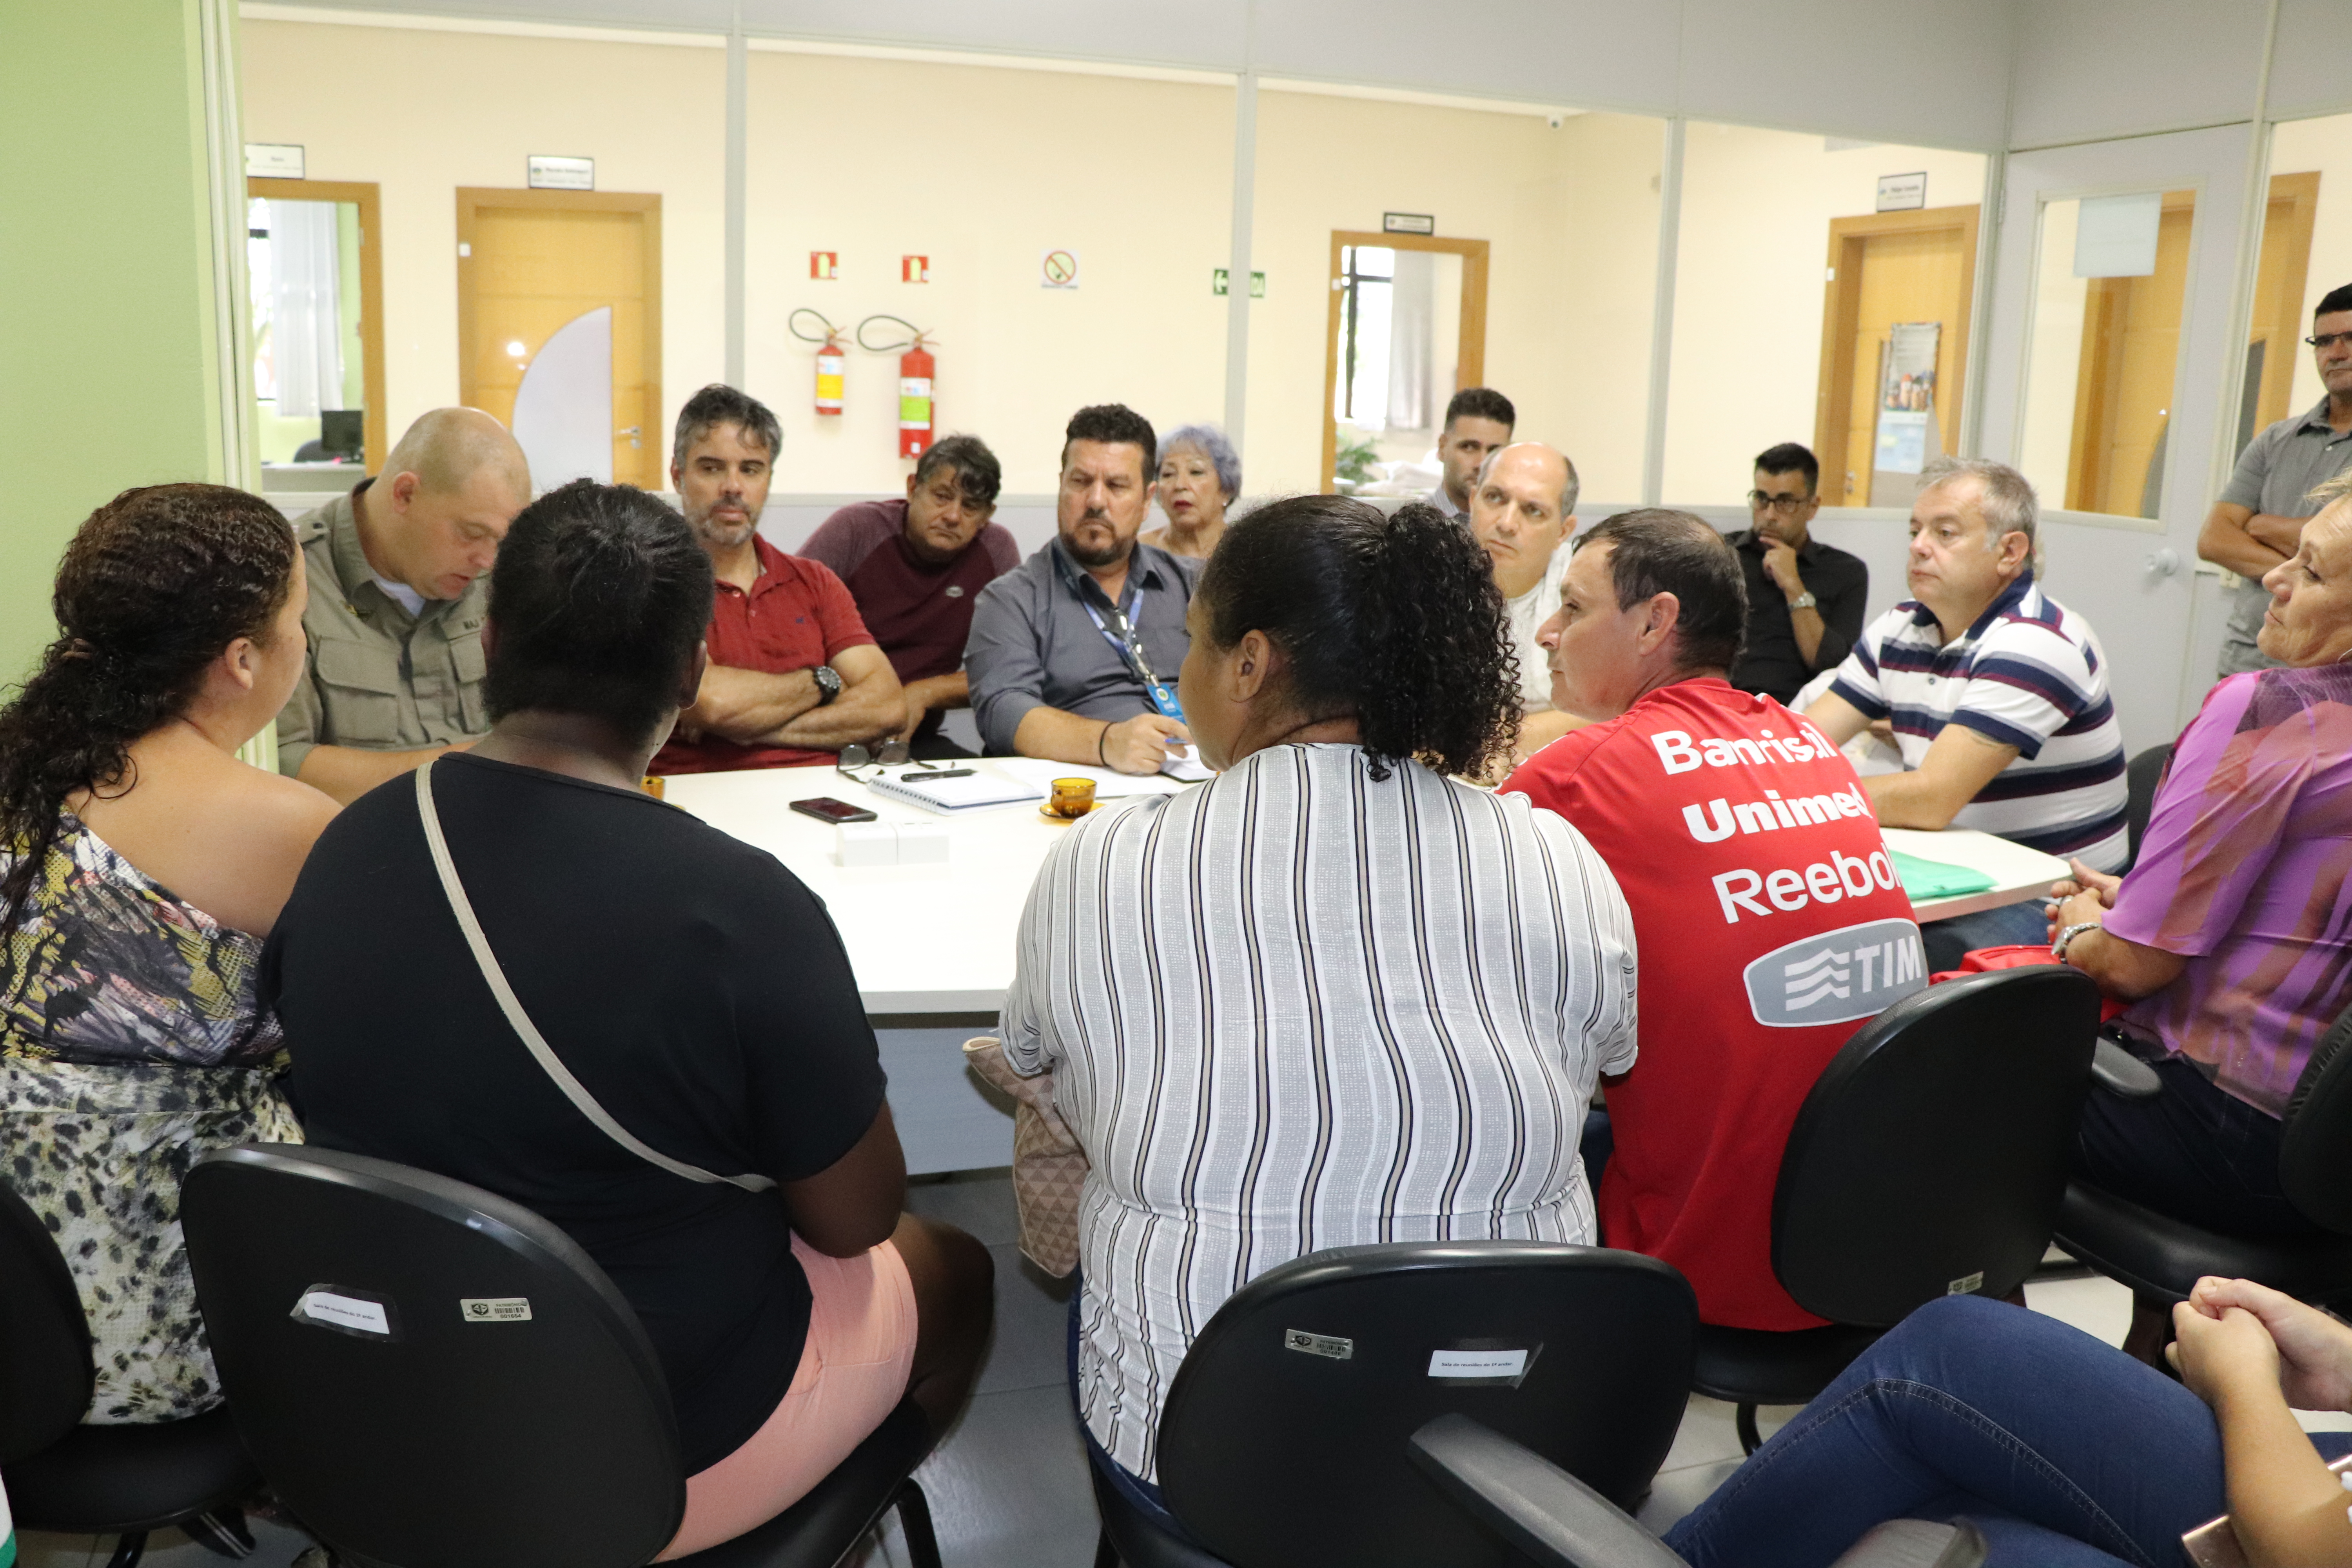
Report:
1506,546,1574,713
1002,743,1639,1480
370,572,425,617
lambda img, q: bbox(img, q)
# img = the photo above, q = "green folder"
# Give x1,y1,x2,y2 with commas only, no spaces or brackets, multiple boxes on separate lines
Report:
1889,849,1998,901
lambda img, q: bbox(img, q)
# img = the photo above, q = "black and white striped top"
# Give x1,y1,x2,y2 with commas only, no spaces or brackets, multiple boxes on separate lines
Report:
1002,743,1639,1481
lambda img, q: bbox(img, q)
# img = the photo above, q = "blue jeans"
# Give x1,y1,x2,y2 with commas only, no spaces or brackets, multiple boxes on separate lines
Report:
1920,897,2052,973
2075,1053,2320,1238
1664,1294,2352,1568
1068,1276,1207,1550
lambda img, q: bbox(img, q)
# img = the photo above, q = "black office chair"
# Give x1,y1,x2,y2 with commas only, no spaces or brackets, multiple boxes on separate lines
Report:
2120,742,2174,872
1694,965,2102,1451
1087,1240,1698,1568
1408,1414,1987,1568
0,1176,259,1567
2056,1002,2352,1361
180,1143,939,1568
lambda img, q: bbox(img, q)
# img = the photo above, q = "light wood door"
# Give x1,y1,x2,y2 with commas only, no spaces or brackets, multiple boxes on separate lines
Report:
2247,171,2321,443
1321,232,1489,493
2066,190,2194,516
457,189,662,489
1815,206,1979,505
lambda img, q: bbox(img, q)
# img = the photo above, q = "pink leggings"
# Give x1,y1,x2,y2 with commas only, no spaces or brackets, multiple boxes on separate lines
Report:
657,1236,918,1559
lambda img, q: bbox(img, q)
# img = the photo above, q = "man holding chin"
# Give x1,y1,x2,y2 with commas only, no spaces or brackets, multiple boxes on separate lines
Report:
1727,442,1868,704
965,404,1198,775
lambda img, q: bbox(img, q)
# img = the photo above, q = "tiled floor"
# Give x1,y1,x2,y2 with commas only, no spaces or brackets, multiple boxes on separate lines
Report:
19,1178,2351,1568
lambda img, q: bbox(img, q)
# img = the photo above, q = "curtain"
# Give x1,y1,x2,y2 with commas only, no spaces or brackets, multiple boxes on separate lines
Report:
1386,249,1436,430
264,198,344,419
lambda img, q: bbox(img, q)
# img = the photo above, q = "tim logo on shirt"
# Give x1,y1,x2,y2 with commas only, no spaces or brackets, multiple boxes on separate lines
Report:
1742,917,1925,1028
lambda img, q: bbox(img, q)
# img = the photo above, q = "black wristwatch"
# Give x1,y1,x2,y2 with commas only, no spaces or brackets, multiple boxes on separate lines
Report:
811,664,844,706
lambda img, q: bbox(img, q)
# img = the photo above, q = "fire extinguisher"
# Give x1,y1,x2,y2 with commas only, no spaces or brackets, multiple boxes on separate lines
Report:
789,310,847,416
859,315,935,459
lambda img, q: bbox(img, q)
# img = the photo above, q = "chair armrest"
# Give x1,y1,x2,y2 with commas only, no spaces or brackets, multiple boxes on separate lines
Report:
2092,1037,2164,1100
1828,1519,1987,1568
1407,1414,1686,1568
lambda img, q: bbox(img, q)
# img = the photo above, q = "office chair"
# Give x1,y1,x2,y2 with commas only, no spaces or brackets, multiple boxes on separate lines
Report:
1408,1414,1987,1568
1086,1240,1698,1568
2120,743,2174,871
1693,965,2102,1451
0,1176,259,1567
2056,1001,2352,1361
180,1143,938,1568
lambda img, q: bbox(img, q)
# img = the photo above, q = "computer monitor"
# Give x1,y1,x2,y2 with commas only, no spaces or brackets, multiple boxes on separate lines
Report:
320,410,363,461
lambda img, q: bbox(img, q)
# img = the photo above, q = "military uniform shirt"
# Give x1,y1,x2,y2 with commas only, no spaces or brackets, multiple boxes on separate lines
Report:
272,480,492,777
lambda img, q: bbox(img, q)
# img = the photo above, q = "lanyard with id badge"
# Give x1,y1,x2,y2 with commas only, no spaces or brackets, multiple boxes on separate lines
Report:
1059,552,1185,722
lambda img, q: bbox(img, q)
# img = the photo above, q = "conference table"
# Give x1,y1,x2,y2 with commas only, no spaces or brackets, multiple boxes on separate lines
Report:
662,761,2073,1174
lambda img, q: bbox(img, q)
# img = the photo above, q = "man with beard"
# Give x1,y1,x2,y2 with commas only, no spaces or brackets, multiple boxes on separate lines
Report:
1726,443,1868,704
649,385,904,775
965,404,1196,774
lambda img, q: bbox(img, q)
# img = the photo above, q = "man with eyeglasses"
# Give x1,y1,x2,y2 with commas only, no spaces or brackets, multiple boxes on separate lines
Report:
2200,282,2352,676
1726,443,1869,704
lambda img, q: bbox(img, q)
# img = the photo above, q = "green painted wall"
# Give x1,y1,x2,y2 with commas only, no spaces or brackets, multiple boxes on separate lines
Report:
0,1,230,687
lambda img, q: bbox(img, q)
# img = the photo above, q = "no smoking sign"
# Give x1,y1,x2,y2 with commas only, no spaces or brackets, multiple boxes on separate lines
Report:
1040,249,1080,289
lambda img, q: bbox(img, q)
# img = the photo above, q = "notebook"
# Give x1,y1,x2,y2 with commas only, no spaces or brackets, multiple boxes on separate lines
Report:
863,769,1042,815
1888,849,1998,901
991,758,1187,799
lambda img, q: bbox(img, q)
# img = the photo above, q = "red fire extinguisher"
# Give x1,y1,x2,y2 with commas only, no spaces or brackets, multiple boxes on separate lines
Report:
790,310,847,416
860,316,935,459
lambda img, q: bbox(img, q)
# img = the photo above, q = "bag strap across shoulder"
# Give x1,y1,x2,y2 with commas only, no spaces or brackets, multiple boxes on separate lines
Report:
414,760,776,1193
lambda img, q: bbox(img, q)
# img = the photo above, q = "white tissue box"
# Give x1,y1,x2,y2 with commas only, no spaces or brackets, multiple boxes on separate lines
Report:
834,822,898,867
894,822,950,864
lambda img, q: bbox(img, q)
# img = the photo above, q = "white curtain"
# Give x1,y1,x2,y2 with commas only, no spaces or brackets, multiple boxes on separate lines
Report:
264,199,344,418
1386,249,1436,430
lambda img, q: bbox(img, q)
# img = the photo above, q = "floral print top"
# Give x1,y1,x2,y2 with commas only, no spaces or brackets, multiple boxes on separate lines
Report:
2,815,301,1424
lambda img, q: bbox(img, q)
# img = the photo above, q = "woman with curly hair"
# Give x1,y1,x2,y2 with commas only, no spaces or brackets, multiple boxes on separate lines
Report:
0,484,335,1425
999,495,1639,1539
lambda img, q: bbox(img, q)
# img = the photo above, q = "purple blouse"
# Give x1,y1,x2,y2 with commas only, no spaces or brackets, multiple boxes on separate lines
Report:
2108,664,2352,1117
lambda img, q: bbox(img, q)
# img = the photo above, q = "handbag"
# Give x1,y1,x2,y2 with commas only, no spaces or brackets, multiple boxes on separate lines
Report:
414,760,775,1193
960,1037,1087,1277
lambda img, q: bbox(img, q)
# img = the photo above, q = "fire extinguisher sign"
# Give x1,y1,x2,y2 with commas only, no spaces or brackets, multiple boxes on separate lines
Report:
902,255,929,283
1040,249,1080,289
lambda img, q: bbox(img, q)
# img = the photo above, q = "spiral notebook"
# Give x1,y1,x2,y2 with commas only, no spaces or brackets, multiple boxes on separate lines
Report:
864,769,1041,815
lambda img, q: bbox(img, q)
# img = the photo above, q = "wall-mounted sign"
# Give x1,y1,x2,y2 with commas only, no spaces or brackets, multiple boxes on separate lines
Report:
245,143,305,179
528,155,595,191
1041,249,1080,289
810,251,839,280
1212,269,1265,298
902,255,929,283
1875,172,1927,212
1383,212,1436,236
2074,192,2163,278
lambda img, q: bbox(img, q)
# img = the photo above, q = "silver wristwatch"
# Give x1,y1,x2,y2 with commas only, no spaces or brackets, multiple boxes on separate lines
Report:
2052,921,2101,961
811,664,844,706
1789,592,1818,612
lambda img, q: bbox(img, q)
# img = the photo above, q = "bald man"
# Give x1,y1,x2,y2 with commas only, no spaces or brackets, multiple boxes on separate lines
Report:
1469,441,1586,759
273,408,532,804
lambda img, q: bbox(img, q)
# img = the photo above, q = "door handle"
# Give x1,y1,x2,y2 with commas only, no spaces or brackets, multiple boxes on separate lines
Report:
616,426,641,436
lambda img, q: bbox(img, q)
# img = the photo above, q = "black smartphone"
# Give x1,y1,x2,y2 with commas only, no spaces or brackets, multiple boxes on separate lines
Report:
791,796,878,824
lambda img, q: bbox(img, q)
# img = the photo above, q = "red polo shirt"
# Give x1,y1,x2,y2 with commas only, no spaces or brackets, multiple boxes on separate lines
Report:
652,536,877,775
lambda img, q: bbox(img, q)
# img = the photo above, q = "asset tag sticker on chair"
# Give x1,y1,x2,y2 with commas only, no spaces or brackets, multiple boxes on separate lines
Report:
1284,1329,1354,1360
290,1284,401,1341
1429,1348,1528,1379
459,1297,533,1323
1945,1270,1985,1296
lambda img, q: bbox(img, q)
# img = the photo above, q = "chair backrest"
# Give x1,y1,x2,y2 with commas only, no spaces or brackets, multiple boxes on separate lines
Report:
180,1143,682,1568
0,1175,96,1462
1773,965,2101,1325
2122,743,2173,871
2280,1001,2352,1233
1153,1240,1696,1568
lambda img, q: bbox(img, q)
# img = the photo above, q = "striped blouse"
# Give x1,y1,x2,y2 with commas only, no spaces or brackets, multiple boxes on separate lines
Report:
1001,744,1639,1481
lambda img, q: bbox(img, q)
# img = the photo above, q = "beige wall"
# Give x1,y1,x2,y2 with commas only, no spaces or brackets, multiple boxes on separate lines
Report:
1663,126,1987,505
239,19,728,472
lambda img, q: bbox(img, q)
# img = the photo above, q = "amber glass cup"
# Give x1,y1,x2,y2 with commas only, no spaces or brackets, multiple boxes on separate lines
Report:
1048,777,1097,818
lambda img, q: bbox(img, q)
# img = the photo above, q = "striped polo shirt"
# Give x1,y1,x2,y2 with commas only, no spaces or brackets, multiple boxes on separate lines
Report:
1001,743,1639,1481
1828,571,2129,870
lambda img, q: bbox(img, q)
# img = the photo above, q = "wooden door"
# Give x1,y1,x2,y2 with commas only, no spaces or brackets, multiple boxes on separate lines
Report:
1321,232,1490,493
2246,171,2321,444
2066,190,2193,516
1815,205,1980,505
456,189,662,489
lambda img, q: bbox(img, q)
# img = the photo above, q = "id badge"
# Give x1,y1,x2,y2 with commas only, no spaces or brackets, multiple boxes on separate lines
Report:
1145,681,1186,722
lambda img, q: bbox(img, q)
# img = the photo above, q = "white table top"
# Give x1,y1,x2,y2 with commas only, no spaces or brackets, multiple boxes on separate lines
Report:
662,763,2073,1014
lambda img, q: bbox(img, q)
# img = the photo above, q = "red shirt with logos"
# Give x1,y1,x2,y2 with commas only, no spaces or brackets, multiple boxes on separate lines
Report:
1501,677,1922,1329
651,537,877,775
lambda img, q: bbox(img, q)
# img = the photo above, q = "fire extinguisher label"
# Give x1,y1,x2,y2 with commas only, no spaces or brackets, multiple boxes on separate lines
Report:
899,377,933,428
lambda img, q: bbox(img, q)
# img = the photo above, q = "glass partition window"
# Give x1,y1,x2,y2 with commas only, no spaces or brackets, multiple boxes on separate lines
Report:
1332,243,1466,489
248,194,367,468
2016,191,2196,521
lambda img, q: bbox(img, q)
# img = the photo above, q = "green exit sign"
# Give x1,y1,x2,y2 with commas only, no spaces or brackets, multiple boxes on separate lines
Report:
1212,269,1265,298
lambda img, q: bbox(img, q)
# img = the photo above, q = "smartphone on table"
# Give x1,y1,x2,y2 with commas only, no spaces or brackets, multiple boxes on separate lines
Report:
791,797,878,824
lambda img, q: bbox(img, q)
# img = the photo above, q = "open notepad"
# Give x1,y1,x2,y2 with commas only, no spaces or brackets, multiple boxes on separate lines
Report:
864,769,1042,814
990,758,1188,799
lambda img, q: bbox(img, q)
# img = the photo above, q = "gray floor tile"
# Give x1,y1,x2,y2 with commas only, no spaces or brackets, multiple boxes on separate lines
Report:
909,1383,1099,1568
905,1171,1021,1249
978,1243,1076,1397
